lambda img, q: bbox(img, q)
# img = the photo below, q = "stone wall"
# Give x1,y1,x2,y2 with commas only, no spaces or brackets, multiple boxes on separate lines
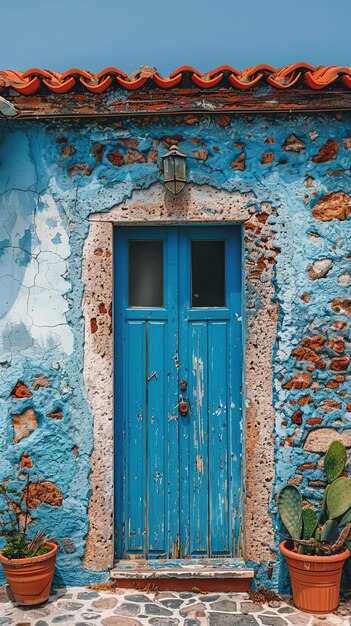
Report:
1,111,351,589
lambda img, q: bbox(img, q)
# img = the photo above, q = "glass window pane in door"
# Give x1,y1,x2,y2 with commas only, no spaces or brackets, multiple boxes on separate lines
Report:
191,240,225,307
129,240,163,307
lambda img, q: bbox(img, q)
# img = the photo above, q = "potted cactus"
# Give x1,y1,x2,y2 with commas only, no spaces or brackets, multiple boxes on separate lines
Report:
278,440,351,614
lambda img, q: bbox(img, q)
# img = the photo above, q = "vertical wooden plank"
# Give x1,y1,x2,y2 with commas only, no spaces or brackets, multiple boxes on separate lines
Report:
166,228,180,557
188,321,209,555
125,320,146,554
208,321,230,555
147,321,167,554
178,229,190,556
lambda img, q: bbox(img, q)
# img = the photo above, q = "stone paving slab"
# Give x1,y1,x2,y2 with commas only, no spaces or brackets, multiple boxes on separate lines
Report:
0,585,350,626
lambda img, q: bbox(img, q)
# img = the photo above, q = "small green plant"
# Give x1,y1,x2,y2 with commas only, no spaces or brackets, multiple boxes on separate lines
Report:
277,440,351,556
0,470,52,559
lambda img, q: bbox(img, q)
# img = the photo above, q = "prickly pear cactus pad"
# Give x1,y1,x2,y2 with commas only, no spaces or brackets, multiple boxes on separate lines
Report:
277,485,303,539
324,440,347,483
302,508,318,540
326,477,351,519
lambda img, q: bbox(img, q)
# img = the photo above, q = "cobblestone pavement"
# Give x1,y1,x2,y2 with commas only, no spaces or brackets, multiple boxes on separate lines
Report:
1,585,351,626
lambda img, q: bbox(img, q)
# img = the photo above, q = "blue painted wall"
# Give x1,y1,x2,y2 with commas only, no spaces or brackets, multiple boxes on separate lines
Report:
1,109,351,589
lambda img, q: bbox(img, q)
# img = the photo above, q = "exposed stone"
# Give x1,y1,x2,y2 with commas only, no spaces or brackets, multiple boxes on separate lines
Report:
144,604,173,616
240,602,262,613
102,619,143,626
231,153,246,171
331,356,350,371
107,150,124,166
209,615,258,625
120,138,139,149
338,271,351,286
76,591,99,599
277,606,295,614
262,152,274,164
47,410,63,420
282,134,306,152
328,338,345,353
192,149,208,161
159,599,183,608
124,150,147,165
291,410,303,425
320,399,342,412
286,614,310,625
283,372,312,389
162,135,183,148
260,617,286,626
124,594,150,602
330,298,351,316
81,612,101,620
292,347,326,369
304,427,351,452
61,538,76,553
32,374,50,390
312,191,351,221
211,600,237,612
149,617,180,626
180,603,207,617
307,258,333,280
301,336,325,350
308,479,327,488
115,603,141,617
57,602,84,611
52,617,75,624
92,596,118,609
61,145,76,159
20,451,34,468
147,149,158,163
26,481,64,508
288,474,303,486
67,163,93,176
344,137,351,149
312,139,339,163
10,381,32,398
203,594,220,602
297,394,313,406
12,408,38,443
92,142,106,163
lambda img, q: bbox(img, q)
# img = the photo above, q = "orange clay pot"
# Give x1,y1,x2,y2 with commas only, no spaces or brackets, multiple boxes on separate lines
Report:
0,542,57,605
280,540,350,614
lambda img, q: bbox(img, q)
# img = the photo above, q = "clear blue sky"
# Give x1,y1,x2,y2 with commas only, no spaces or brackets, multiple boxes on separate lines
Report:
2,0,350,73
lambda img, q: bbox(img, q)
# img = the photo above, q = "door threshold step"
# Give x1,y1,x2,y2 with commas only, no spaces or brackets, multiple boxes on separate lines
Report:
110,558,255,592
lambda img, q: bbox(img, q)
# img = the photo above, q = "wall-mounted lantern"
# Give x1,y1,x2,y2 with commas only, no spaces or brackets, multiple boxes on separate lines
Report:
162,145,187,195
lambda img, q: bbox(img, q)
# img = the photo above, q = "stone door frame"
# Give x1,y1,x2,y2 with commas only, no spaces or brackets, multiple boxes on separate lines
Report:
82,184,277,571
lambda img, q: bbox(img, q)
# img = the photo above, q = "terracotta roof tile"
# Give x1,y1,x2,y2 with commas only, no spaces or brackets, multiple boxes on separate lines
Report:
2,64,351,95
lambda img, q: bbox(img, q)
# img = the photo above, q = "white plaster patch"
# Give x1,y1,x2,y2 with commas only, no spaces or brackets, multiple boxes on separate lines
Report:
0,191,73,358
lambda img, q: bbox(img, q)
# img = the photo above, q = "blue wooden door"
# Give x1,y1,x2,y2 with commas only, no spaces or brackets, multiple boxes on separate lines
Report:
114,226,242,559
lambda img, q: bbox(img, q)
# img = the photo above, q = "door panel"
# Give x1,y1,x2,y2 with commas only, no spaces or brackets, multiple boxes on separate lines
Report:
114,225,242,559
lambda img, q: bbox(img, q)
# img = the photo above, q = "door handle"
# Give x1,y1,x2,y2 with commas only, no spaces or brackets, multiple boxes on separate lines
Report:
179,401,189,416
178,394,189,416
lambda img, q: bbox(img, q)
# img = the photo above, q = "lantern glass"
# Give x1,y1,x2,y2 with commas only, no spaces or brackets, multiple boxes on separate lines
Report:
162,145,186,195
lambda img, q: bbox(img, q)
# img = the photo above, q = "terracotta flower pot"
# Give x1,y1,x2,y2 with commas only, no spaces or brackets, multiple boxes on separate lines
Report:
0,541,57,605
280,540,350,614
